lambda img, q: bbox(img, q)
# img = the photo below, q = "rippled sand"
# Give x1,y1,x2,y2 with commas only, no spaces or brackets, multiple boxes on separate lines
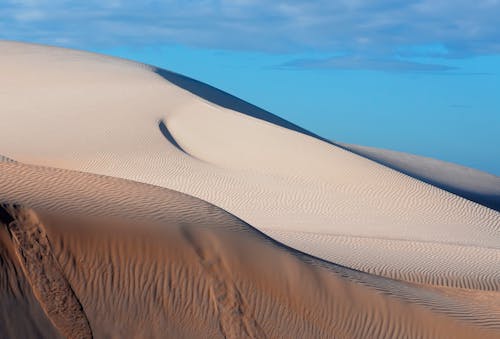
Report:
0,41,499,338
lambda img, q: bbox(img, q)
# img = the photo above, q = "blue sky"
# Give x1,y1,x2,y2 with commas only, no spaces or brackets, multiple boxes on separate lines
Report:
1,1,499,174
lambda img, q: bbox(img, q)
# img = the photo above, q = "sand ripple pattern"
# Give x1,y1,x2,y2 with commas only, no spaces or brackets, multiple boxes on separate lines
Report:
264,229,500,290
1,42,500,337
1,43,499,291
0,161,499,338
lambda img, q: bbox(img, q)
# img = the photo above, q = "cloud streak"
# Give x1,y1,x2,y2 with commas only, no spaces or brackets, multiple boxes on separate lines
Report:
280,56,458,72
1,0,499,59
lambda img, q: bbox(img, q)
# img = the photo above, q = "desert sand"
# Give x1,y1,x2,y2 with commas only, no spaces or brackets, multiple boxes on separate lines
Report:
339,143,500,211
0,41,499,338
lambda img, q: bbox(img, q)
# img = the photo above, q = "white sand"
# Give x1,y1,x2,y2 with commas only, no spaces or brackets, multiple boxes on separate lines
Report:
0,41,499,291
339,142,500,210
1,41,500,338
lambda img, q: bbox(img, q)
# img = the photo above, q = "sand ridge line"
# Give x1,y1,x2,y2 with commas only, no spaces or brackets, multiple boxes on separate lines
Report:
1,170,499,337
264,229,500,291
1,42,499,287
0,204,93,339
339,143,500,211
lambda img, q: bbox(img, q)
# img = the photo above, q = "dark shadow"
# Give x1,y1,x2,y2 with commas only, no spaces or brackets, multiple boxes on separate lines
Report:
0,154,16,163
158,119,189,155
154,68,332,143
154,68,500,211
0,204,15,225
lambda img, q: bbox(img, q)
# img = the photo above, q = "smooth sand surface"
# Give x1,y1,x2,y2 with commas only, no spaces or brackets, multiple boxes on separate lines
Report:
0,41,499,337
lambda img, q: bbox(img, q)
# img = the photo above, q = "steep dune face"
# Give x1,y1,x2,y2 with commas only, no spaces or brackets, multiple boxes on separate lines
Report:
0,163,499,338
0,41,499,291
0,214,62,339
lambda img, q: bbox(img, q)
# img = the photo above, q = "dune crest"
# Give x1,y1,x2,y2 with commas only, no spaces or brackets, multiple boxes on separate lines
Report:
340,143,500,211
1,41,500,337
0,165,499,338
0,41,499,290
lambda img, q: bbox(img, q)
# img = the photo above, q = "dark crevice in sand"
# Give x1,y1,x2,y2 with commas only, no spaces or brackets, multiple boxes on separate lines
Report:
154,67,499,211
154,68,320,142
0,204,93,339
158,119,208,164
158,119,189,155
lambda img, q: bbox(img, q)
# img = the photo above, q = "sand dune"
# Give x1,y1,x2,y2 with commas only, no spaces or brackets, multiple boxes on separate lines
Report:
0,41,499,337
1,41,499,290
0,162,499,338
339,143,500,211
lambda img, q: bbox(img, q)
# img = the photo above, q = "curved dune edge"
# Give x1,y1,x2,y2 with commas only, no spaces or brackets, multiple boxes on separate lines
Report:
338,143,500,211
1,161,499,292
0,41,499,291
153,60,500,212
0,168,499,338
263,229,500,291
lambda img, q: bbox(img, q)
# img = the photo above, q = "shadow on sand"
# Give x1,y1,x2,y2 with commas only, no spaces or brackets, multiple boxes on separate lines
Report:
154,68,499,212
158,119,188,155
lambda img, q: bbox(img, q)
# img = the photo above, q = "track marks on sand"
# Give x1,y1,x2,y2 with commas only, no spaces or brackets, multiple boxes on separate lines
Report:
0,164,499,337
1,42,499,291
22,205,500,338
0,204,92,339
181,226,266,339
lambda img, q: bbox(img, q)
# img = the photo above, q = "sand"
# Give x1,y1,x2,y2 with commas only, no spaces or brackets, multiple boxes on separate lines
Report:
339,143,500,211
0,41,499,338
1,162,499,338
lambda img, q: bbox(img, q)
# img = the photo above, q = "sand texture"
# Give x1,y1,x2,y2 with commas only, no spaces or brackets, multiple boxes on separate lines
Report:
339,143,500,211
0,41,499,338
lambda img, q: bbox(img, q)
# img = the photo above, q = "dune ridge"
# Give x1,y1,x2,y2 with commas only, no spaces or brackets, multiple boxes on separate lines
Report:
154,63,500,211
0,162,499,338
339,143,500,211
1,41,499,290
263,229,500,290
1,41,500,337
0,159,498,292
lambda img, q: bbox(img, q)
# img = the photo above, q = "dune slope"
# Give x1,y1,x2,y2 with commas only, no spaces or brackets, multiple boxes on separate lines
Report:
340,143,500,211
0,41,499,291
0,161,499,338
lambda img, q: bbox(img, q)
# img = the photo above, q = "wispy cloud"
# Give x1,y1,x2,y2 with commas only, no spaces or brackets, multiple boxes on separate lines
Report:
1,0,499,59
280,55,458,72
